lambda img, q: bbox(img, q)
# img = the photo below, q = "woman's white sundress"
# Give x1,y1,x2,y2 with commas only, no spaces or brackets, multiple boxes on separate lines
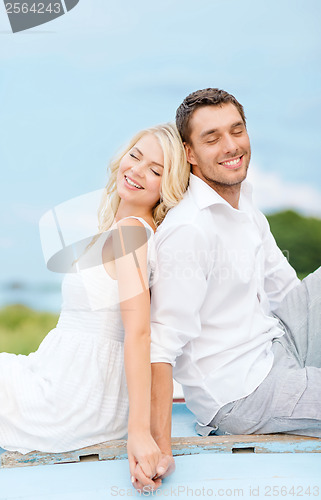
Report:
0,217,155,454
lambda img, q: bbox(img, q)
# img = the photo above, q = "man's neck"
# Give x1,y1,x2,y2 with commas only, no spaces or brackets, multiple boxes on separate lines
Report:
210,181,241,209
192,173,242,209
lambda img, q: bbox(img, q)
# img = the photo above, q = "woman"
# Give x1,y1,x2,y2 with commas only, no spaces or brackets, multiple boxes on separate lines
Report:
0,124,189,481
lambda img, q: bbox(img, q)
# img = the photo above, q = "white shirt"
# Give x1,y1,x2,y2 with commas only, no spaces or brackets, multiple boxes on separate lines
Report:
150,174,300,425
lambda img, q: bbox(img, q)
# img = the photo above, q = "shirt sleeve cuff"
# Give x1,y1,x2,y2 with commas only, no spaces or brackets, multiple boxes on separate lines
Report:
150,343,177,366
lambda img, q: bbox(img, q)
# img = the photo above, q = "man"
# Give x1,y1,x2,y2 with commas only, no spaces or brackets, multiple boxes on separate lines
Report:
133,88,321,489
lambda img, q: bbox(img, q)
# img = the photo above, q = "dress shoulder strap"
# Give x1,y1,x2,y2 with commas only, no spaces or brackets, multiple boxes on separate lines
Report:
118,216,155,234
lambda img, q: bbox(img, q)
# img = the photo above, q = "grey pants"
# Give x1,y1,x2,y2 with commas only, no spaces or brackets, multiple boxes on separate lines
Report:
210,267,321,438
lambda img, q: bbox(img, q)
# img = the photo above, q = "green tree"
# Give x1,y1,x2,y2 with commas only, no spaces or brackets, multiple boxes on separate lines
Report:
267,210,321,278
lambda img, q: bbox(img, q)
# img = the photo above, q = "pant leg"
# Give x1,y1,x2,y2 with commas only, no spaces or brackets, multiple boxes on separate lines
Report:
210,341,321,438
273,267,321,368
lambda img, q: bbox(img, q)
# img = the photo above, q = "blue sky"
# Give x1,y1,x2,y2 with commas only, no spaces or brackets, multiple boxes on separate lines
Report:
0,0,321,284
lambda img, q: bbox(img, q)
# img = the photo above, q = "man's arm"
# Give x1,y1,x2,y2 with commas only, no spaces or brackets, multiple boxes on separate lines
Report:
151,362,173,458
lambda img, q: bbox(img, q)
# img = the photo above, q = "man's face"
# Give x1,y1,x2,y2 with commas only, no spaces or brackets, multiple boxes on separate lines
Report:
185,103,251,190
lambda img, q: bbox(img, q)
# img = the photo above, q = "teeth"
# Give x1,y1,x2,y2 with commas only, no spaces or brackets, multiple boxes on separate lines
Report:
221,157,241,166
125,176,143,189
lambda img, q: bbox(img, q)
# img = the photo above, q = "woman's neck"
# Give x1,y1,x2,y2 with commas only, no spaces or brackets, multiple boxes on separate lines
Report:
115,200,155,228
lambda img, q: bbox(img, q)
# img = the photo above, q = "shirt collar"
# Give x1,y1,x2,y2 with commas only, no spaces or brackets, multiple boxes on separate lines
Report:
188,173,253,212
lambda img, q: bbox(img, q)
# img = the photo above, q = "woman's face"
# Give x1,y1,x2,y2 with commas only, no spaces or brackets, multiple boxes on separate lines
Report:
117,133,164,211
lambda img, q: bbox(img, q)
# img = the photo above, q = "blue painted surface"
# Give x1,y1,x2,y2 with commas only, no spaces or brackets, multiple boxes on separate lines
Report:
172,402,196,437
0,453,320,499
1,404,321,499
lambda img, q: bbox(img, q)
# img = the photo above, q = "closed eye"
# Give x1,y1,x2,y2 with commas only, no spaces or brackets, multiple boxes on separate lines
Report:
151,169,161,176
129,153,139,160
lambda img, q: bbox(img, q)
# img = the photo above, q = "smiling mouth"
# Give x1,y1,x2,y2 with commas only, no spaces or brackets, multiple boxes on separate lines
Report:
125,175,144,189
219,155,243,169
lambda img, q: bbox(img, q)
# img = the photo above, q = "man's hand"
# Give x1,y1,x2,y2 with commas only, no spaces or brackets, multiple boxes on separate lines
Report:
156,453,175,478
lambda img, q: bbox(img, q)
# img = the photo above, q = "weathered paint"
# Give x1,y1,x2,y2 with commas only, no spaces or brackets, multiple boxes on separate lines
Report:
2,433,321,469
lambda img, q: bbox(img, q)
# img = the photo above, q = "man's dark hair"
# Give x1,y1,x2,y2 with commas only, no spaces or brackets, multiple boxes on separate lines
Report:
176,88,246,143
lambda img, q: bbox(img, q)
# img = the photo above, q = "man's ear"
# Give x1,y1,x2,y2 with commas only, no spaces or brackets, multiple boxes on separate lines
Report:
184,142,195,165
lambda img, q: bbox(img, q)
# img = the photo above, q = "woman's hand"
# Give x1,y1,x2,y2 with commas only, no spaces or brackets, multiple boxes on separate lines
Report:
130,453,176,492
127,431,162,490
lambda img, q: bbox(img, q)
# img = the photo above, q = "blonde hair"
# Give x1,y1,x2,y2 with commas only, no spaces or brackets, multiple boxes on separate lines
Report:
97,123,189,234
76,124,190,259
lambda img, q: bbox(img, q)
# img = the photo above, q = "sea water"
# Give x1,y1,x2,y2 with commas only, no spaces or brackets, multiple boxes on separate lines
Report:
0,282,62,313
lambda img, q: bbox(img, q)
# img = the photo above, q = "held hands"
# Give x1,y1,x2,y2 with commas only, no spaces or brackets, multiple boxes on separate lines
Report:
131,454,175,492
127,432,175,491
127,431,162,490
132,454,175,492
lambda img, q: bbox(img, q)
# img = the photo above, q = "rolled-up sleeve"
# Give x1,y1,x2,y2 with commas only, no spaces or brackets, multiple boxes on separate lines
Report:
150,223,209,366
